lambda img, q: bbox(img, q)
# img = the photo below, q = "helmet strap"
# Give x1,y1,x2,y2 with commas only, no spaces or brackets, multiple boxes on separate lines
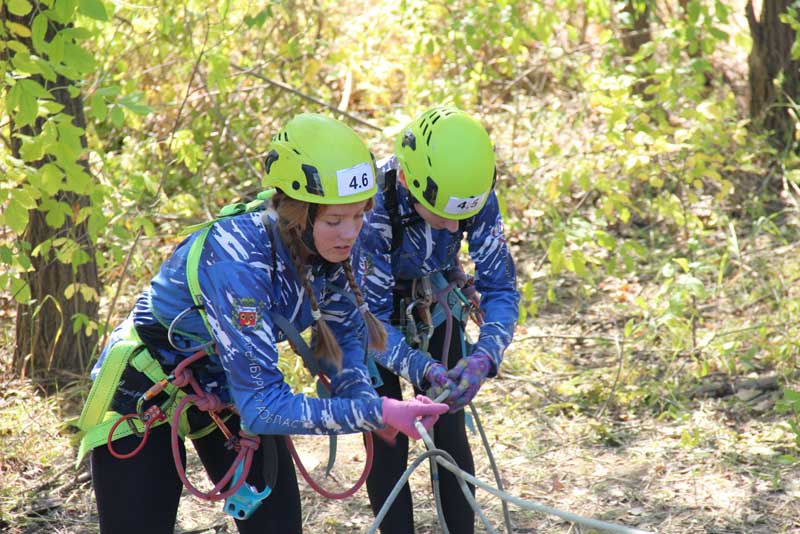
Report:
301,204,319,256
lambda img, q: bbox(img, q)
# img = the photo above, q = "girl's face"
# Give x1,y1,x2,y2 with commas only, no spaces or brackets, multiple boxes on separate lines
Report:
397,170,459,233
312,200,369,263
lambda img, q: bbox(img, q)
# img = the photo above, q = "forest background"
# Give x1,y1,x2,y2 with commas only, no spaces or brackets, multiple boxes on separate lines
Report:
2,0,800,532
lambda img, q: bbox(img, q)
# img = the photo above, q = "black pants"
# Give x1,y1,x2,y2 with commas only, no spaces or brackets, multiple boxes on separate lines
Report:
91,414,302,533
366,320,476,534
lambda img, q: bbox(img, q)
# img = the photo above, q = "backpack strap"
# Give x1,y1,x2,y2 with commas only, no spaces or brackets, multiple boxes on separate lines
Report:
383,169,404,253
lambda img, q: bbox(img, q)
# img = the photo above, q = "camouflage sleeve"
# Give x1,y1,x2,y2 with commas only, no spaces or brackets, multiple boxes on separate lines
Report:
198,226,383,435
466,192,520,376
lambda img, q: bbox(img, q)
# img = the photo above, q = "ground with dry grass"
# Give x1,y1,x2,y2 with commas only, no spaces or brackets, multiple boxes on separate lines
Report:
2,284,799,533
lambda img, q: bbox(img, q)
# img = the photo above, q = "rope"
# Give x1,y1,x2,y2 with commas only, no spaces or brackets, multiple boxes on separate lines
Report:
169,396,258,502
286,372,377,499
285,431,374,500
402,420,654,534
469,402,514,534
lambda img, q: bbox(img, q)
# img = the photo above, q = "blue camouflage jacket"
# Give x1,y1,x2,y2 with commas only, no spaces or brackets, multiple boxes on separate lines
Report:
92,208,383,436
359,156,520,389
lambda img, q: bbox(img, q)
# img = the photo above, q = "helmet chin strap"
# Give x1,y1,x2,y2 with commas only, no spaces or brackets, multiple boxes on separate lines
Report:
301,204,319,256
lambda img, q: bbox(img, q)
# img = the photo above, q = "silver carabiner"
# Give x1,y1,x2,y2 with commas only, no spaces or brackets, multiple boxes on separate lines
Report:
168,306,212,353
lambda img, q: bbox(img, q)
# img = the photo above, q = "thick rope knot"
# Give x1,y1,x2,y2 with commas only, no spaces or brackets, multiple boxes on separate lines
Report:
192,393,224,412
170,366,193,389
445,266,468,288
238,433,261,452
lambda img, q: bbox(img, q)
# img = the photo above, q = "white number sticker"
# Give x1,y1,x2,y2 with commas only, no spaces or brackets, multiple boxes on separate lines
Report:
336,162,375,197
444,192,487,215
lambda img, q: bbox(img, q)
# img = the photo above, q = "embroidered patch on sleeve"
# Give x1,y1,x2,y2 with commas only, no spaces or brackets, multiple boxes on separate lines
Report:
232,298,264,330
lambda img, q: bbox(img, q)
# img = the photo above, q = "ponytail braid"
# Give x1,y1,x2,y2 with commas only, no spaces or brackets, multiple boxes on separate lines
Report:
342,261,387,351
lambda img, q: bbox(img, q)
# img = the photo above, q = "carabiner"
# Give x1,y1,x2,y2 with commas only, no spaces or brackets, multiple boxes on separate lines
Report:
168,305,213,353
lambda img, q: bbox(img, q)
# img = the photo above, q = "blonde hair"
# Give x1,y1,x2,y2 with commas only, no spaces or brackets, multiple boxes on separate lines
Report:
272,191,386,371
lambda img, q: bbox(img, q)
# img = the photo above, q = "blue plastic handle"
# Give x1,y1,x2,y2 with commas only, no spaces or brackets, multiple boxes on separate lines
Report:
223,461,272,520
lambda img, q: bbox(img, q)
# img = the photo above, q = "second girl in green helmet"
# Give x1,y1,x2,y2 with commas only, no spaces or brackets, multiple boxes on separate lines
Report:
359,107,520,533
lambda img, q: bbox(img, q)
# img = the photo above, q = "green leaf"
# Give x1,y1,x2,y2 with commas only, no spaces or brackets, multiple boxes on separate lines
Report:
6,21,32,37
63,161,92,193
31,14,48,54
31,239,53,259
19,78,54,99
51,0,78,24
40,163,64,195
674,257,690,273
119,93,153,115
11,52,43,76
4,198,30,233
43,199,71,228
90,93,107,120
95,85,121,97
244,8,271,28
64,282,77,299
80,284,99,302
16,91,38,127
48,34,65,63
18,135,45,161
624,318,635,338
547,236,565,274
679,275,706,298
570,249,587,278
10,277,31,304
784,389,800,403
78,0,108,21
8,0,33,17
110,105,124,127
687,0,701,25
63,41,96,73
40,100,64,114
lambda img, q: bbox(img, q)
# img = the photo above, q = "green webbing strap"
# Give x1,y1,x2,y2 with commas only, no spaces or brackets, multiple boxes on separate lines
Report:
74,322,141,437
130,350,226,441
180,189,277,236
186,227,215,338
73,321,144,466
74,346,222,466
184,189,278,342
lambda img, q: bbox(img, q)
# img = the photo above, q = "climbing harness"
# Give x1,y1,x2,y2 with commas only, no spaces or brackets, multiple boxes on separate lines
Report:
181,190,379,504
75,189,378,519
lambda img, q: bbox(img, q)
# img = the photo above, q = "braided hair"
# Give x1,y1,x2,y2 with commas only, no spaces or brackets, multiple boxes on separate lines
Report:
341,260,387,351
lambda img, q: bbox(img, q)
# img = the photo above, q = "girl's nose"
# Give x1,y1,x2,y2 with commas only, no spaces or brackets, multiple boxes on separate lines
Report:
342,220,361,240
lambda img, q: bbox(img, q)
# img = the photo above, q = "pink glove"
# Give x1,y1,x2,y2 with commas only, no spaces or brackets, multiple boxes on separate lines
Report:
381,396,448,440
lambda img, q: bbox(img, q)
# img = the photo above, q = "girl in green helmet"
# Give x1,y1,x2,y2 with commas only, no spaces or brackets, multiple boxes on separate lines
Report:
358,107,520,533
78,113,448,533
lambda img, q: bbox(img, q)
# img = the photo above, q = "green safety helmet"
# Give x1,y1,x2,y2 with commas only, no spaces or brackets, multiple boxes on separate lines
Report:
263,113,377,205
395,106,496,220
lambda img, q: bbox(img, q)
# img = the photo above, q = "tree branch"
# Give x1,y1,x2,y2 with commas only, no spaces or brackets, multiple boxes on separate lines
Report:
231,63,382,131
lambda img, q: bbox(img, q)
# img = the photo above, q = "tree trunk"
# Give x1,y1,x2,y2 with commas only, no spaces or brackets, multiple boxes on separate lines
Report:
3,6,100,383
747,0,800,152
621,0,652,56
620,0,652,98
